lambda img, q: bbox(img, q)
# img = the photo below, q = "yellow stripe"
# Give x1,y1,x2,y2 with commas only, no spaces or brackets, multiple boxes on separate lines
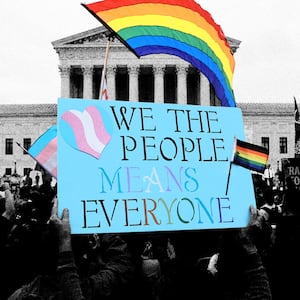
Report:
98,3,234,71
107,15,233,84
238,151,268,165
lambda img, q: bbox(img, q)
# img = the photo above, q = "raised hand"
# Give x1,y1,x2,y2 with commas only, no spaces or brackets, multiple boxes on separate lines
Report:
48,196,72,253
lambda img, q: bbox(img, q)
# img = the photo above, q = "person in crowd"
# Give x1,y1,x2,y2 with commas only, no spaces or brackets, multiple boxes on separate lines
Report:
258,187,282,266
39,173,56,200
3,178,273,300
259,188,282,225
6,196,136,300
0,182,15,244
262,164,274,188
258,187,282,253
21,170,33,188
252,173,266,207
122,197,273,300
19,172,33,201
0,183,14,247
0,182,53,300
32,200,272,300
281,176,300,217
175,205,273,300
0,182,15,221
270,176,300,299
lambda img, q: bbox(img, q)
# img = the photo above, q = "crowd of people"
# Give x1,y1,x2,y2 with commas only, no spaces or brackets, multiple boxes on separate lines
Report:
1,167,300,299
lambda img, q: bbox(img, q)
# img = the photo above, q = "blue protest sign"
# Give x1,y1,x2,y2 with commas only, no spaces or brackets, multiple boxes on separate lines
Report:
57,98,255,234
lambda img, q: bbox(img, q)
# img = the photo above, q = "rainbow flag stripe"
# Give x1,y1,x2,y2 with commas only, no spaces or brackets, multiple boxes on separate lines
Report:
233,139,269,174
82,0,236,107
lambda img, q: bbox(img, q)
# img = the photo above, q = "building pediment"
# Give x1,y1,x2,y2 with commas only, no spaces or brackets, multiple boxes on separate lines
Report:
226,37,241,54
52,26,113,48
52,26,241,53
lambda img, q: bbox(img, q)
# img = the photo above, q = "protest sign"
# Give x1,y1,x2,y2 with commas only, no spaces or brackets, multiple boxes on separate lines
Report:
57,98,256,234
281,158,300,187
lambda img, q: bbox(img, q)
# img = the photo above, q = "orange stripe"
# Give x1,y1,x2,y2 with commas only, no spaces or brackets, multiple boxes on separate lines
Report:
236,145,269,160
97,3,234,72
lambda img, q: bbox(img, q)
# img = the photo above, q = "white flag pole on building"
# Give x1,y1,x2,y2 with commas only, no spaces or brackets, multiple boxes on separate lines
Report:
99,37,111,100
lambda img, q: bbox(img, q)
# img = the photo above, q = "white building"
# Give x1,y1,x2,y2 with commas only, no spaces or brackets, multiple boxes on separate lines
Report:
52,26,241,105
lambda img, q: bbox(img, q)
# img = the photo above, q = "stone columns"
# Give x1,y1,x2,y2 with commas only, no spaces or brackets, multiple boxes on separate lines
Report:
59,65,71,98
82,65,93,100
200,73,210,106
106,65,116,100
154,66,165,103
177,66,187,105
128,65,140,102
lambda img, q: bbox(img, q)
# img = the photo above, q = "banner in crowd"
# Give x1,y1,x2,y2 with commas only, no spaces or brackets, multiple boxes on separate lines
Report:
57,98,256,234
281,158,300,188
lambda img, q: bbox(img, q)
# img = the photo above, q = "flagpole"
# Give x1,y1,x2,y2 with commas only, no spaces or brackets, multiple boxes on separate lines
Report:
15,142,43,172
99,37,111,100
294,96,300,123
16,141,36,163
225,162,232,195
16,141,29,155
225,136,237,195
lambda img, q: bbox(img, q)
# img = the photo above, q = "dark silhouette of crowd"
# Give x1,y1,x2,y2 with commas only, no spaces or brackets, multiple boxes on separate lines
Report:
1,168,300,299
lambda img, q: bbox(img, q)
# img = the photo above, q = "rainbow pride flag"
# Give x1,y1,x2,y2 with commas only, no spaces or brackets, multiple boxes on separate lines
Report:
82,0,236,107
28,125,57,178
232,139,269,174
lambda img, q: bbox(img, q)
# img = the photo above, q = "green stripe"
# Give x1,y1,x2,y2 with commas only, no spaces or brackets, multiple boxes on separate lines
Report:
119,26,230,84
234,156,266,173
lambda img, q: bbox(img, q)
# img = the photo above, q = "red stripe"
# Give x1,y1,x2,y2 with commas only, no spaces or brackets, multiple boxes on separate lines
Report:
236,145,269,160
85,0,228,45
102,89,108,100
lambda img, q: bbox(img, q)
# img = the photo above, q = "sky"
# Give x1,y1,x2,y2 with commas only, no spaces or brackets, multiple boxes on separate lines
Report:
1,0,300,105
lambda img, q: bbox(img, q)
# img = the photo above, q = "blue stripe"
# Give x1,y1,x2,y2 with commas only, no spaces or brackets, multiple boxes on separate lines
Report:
128,35,231,88
133,43,235,107
28,125,57,157
233,156,265,173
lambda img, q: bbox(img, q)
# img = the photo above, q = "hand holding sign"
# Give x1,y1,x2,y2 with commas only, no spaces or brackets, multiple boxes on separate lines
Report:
49,196,72,253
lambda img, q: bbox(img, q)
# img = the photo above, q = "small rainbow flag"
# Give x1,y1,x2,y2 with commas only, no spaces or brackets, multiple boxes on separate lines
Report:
232,139,269,174
28,125,57,178
81,0,236,107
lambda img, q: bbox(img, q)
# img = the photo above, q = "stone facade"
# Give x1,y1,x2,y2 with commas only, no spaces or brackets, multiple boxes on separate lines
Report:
0,104,56,176
241,103,295,168
52,26,241,106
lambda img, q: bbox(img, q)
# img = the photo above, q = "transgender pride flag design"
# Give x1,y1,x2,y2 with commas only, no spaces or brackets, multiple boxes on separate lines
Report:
61,105,111,159
28,125,57,178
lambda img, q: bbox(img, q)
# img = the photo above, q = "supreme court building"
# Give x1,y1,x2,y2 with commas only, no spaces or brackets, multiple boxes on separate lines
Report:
0,26,296,177
52,26,241,105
